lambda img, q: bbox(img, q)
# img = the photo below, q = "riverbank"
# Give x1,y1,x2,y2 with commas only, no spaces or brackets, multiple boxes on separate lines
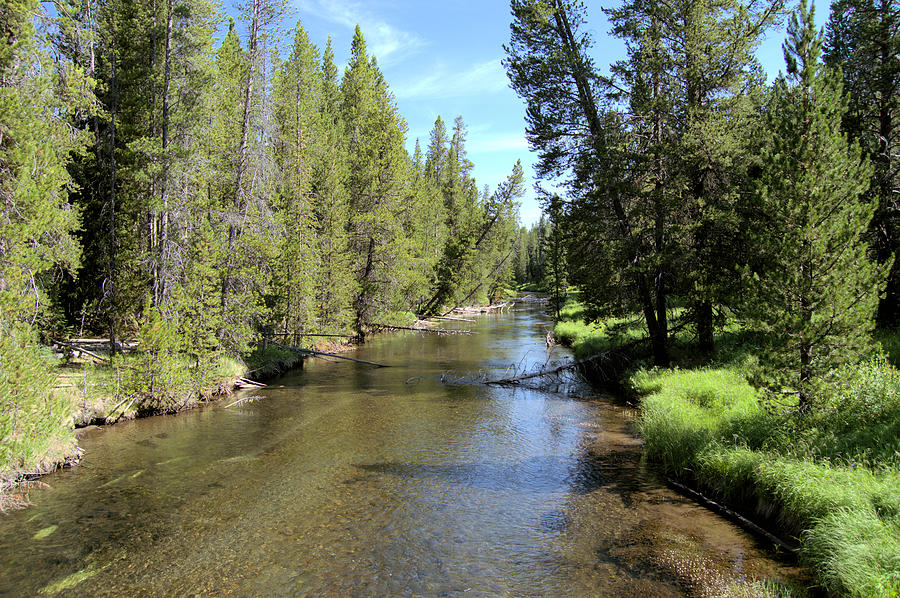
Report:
0,342,308,511
0,306,492,511
554,300,900,597
0,299,813,596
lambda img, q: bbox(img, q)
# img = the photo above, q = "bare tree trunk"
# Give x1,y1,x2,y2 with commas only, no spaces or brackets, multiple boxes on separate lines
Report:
157,0,172,308
552,0,668,366
107,27,119,357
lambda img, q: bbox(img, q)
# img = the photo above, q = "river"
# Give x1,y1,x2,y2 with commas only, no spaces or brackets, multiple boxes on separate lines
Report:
0,301,806,596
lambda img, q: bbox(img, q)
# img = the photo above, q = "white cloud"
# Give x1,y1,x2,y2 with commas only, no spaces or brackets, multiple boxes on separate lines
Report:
392,58,509,100
294,0,423,64
468,134,529,154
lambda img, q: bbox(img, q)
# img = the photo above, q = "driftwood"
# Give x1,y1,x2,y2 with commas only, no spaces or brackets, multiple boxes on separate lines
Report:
429,315,476,323
451,302,510,314
485,348,631,385
55,341,110,363
375,324,472,336
268,340,390,368
269,333,354,338
485,356,592,385
235,377,267,388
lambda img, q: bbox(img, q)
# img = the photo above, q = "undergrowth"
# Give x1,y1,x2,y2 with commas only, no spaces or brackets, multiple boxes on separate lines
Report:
634,362,900,597
555,298,900,596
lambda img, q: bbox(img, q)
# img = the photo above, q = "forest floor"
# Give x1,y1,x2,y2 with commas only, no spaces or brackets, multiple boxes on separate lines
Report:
553,297,900,597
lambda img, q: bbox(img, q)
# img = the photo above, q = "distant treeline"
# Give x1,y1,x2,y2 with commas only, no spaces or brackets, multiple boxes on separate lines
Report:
1,0,522,358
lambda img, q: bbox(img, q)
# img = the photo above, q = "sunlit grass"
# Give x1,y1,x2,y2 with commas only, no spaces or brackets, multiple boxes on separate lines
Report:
633,362,900,597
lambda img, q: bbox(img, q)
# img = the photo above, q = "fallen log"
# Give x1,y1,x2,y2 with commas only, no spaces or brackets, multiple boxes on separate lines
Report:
269,333,354,338
485,350,628,385
235,377,267,388
267,340,390,368
375,324,472,336
55,341,110,363
429,315,476,323
666,478,799,555
451,302,510,314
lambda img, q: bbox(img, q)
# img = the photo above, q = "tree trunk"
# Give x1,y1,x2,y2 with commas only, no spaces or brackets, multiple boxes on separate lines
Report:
696,301,714,354
107,29,119,357
157,0,172,308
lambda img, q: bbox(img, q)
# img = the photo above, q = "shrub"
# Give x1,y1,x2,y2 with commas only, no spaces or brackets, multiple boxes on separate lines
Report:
0,322,73,477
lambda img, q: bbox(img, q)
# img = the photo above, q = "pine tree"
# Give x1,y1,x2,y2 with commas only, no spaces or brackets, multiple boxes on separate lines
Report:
341,26,412,338
1,0,89,326
309,37,354,333
826,0,900,326
1,0,90,474
272,19,321,338
751,0,886,407
543,194,568,319
506,0,674,364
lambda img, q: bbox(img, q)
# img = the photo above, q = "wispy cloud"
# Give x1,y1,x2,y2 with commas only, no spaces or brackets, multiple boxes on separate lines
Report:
294,0,423,64
393,58,510,100
468,134,528,154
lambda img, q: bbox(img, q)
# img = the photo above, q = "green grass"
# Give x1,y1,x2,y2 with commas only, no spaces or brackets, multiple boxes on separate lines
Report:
632,363,900,597
553,300,900,596
553,296,692,359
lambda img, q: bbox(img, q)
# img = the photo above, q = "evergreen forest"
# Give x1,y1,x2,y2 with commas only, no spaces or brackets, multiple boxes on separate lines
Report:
1,0,522,466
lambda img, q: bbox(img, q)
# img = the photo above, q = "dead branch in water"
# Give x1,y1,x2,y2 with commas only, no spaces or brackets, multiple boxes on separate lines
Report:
666,478,799,555
374,324,472,336
429,315,476,323
235,377,267,388
485,350,629,385
267,340,390,368
268,332,354,338
225,395,263,409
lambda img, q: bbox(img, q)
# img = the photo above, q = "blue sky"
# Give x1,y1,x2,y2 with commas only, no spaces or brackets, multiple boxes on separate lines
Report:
230,1,834,227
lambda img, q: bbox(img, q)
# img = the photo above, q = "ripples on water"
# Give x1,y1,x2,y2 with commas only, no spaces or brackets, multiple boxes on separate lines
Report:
0,305,808,596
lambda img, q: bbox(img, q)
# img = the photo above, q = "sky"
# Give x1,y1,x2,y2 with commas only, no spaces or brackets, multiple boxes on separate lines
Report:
229,1,834,228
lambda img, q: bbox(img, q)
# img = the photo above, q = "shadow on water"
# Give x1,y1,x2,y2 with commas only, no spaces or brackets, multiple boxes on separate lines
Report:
355,445,648,501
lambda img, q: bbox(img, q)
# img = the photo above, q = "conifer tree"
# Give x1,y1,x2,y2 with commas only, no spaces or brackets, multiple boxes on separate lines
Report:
272,19,321,337
0,0,87,326
309,37,354,333
1,0,91,473
543,194,568,319
826,0,900,326
340,26,411,338
751,0,886,406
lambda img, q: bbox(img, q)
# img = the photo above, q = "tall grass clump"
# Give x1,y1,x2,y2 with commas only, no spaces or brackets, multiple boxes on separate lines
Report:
0,323,74,484
630,355,900,597
633,368,760,474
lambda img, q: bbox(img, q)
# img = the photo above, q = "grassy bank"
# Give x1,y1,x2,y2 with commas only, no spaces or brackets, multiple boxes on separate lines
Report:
555,299,900,597
1,339,306,510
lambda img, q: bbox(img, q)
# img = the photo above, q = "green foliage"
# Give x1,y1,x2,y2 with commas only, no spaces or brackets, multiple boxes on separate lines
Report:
0,322,73,477
634,356,900,597
748,0,886,403
825,0,900,327
0,0,87,324
124,308,193,412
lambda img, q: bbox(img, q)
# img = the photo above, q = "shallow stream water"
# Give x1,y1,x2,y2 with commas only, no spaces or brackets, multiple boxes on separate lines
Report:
0,302,806,596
